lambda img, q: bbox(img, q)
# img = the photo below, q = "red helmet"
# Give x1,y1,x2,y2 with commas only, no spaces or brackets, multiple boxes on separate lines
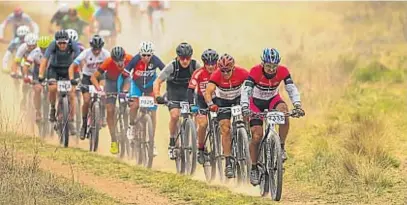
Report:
217,53,235,70
98,0,108,7
14,7,23,17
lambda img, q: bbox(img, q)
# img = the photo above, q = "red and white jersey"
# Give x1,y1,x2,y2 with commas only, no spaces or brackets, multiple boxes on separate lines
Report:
188,67,212,97
209,66,249,101
249,64,291,100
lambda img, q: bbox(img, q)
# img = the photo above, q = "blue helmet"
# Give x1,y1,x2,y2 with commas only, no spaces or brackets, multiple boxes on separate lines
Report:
261,48,281,64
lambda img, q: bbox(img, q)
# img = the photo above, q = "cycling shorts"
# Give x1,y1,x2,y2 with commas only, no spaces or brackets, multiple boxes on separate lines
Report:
166,85,188,111
196,94,208,115
48,66,79,83
214,97,240,121
249,94,285,127
81,74,105,93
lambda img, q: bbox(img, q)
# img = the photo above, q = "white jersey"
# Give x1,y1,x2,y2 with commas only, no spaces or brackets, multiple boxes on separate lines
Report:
73,48,110,76
25,47,43,67
15,43,33,60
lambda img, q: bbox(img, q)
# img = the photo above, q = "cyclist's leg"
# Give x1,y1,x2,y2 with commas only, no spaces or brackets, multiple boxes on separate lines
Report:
80,74,92,137
99,73,107,126
128,79,142,126
47,67,58,121
32,66,43,121
105,78,119,154
196,95,208,164
216,98,234,177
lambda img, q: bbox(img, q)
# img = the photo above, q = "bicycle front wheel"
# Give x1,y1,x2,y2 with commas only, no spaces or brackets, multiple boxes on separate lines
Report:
89,101,100,152
61,96,70,148
182,118,197,176
236,127,251,185
269,132,283,201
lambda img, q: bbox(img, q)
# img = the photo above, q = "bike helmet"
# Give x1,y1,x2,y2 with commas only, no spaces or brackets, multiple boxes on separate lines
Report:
66,29,79,42
14,7,23,18
217,53,235,69
139,41,154,55
58,3,69,13
176,42,193,57
16,25,30,37
201,49,219,65
261,48,281,64
89,34,105,49
55,30,69,41
37,36,52,49
111,46,125,62
24,33,38,46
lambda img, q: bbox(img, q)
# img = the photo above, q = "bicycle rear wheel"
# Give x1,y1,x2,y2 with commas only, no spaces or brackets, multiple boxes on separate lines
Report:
182,118,197,175
89,101,100,152
269,132,283,201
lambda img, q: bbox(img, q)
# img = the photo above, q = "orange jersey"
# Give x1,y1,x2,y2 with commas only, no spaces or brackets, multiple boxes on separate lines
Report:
99,54,133,80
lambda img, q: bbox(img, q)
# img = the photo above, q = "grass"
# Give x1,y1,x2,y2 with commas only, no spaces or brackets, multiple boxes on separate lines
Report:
0,142,123,205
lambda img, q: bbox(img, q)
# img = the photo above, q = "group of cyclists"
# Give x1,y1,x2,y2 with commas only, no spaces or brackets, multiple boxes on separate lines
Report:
1,2,305,188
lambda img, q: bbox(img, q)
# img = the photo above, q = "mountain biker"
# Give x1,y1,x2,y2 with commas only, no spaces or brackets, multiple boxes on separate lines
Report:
187,49,219,165
2,25,30,73
92,1,121,48
141,1,169,35
0,7,39,43
49,3,69,34
122,41,165,156
204,53,249,178
11,33,38,78
66,29,85,52
22,36,53,122
153,42,201,160
59,8,89,42
240,48,305,186
76,0,96,24
90,46,133,154
38,30,82,135
68,35,110,140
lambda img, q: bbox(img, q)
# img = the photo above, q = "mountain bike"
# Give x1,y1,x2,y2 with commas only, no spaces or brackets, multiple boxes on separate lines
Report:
84,85,104,152
55,79,72,147
159,100,197,175
128,95,156,168
113,92,130,159
252,109,294,201
38,80,53,138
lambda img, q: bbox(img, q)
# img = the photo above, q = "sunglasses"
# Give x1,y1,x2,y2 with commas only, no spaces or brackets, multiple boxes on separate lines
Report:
263,63,278,70
92,48,101,52
179,56,191,61
220,68,232,74
204,61,217,66
57,40,68,45
141,54,152,57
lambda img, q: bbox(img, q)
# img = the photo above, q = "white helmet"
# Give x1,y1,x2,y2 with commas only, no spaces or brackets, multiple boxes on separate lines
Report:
16,25,30,37
139,41,154,55
66,29,79,42
58,3,69,13
24,33,38,46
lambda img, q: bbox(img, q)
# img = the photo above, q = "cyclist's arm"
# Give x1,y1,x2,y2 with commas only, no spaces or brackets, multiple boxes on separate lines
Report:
123,55,140,76
153,62,173,96
240,77,255,106
204,82,216,106
2,50,12,69
0,14,12,39
69,50,85,80
283,74,301,106
90,70,102,90
11,44,25,74
187,69,199,104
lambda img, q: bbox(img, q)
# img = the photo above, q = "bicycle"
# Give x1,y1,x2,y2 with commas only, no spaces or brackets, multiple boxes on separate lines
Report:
84,85,105,152
75,83,82,139
38,80,53,138
113,92,130,159
128,95,156,168
55,79,72,147
159,100,197,175
252,109,294,201
98,30,114,50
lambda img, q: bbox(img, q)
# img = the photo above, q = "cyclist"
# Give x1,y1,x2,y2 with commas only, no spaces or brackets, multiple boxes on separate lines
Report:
66,29,85,52
122,41,165,156
187,49,219,164
141,1,169,35
11,32,38,78
76,0,96,24
2,25,30,73
90,46,133,154
153,42,201,160
204,53,249,178
48,3,69,34
38,30,82,135
68,35,110,139
22,36,52,122
59,8,89,41
0,7,39,43
92,0,121,48
240,48,305,185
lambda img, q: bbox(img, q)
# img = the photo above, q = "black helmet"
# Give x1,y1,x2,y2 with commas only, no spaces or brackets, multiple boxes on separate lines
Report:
55,30,69,41
176,42,193,57
201,49,219,65
111,46,125,62
89,34,105,49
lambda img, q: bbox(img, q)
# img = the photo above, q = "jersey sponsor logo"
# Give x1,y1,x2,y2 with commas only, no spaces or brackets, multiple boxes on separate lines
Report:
215,85,242,100
134,69,156,77
252,86,278,100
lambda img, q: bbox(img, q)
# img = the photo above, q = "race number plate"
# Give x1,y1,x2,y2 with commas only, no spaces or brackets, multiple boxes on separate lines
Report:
231,105,242,117
266,111,285,125
57,81,71,92
139,96,155,108
180,102,190,114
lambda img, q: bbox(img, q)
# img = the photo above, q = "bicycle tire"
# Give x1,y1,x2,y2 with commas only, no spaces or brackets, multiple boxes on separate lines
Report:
259,141,270,197
142,114,154,169
75,90,82,139
89,101,100,152
175,122,183,174
117,105,129,159
182,118,197,175
269,132,283,201
236,127,251,185
61,96,70,148
40,94,49,138
203,127,217,182
213,121,224,182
